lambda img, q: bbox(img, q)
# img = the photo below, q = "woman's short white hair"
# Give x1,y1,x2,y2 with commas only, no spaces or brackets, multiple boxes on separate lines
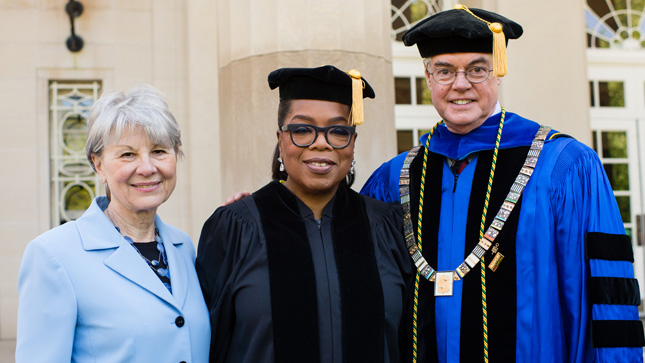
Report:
85,84,183,170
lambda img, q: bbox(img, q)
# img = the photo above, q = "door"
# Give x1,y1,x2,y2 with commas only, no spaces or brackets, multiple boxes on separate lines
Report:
589,58,645,308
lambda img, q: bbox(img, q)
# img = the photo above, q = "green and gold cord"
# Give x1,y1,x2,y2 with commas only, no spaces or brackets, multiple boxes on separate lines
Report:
479,108,505,363
412,120,442,363
411,109,505,363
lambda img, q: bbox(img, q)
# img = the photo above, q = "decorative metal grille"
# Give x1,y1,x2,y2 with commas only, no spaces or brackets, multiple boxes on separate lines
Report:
392,0,441,41
50,81,102,226
586,0,645,49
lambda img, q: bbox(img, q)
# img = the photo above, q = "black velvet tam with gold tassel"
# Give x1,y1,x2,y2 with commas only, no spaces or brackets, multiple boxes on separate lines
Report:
402,4,523,77
268,65,375,125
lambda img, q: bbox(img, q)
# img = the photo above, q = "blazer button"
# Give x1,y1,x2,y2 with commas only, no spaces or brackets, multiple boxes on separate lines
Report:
175,316,185,327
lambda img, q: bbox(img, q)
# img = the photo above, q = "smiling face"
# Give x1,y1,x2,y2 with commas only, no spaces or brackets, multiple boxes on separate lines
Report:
278,99,355,201
91,127,177,218
425,52,500,134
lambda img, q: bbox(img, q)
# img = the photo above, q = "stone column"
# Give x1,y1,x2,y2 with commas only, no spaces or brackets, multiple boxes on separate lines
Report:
185,0,222,237
216,0,397,196
499,0,590,143
464,0,590,142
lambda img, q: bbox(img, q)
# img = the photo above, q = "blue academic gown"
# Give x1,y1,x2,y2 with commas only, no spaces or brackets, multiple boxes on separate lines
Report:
361,111,643,363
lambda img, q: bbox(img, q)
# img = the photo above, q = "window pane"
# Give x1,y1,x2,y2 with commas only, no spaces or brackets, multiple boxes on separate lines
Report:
397,130,413,154
419,129,432,136
596,37,611,48
589,81,595,107
637,215,645,246
63,183,94,220
408,1,429,23
416,77,432,105
391,0,407,42
626,227,636,246
50,81,102,226
592,130,598,152
603,163,630,190
598,81,625,107
395,77,412,104
615,196,631,223
62,115,88,154
391,0,438,42
601,131,627,158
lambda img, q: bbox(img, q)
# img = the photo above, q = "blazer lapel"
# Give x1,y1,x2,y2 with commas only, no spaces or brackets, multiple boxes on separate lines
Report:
104,243,179,310
163,240,188,309
76,198,184,311
156,216,189,310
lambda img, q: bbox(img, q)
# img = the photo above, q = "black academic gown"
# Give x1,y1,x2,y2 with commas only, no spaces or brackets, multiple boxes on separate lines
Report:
196,181,414,363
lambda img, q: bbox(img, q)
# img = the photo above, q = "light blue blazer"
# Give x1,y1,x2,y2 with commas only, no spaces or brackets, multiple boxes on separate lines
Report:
16,197,211,362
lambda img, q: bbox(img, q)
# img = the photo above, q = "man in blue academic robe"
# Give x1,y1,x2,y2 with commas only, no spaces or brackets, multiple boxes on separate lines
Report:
361,4,645,363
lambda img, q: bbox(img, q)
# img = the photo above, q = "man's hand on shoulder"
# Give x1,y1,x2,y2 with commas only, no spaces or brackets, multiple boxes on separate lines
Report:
221,191,251,206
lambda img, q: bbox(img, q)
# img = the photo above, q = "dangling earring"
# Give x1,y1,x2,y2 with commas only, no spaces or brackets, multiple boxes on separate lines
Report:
278,157,285,172
350,160,356,175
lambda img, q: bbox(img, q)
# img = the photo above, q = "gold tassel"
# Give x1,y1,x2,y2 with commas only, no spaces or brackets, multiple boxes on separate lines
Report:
454,4,508,77
489,22,507,77
346,69,364,126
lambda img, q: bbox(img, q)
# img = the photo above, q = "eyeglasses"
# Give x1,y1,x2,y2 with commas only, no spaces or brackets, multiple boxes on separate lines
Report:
428,66,493,85
281,124,356,149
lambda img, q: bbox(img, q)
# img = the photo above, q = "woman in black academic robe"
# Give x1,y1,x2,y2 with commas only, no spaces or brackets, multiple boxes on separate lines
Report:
196,65,414,363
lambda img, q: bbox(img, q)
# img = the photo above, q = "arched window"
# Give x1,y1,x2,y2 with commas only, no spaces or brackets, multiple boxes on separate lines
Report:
391,0,441,41
586,0,645,49
391,0,443,153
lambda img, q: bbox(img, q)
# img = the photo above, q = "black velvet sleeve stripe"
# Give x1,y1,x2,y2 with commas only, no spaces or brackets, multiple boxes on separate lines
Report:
591,320,645,348
588,277,641,305
585,232,634,262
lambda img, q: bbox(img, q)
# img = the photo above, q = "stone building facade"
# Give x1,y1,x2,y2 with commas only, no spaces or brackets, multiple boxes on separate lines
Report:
2,0,636,360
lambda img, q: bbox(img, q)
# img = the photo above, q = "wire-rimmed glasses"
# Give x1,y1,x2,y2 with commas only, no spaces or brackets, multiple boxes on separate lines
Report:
428,66,493,85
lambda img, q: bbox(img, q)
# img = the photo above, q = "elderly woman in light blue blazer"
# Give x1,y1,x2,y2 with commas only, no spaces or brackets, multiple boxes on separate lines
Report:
16,84,210,362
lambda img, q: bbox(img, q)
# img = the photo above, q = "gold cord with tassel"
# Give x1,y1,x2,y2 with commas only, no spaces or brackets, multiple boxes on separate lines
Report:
454,4,508,77
347,69,365,126
489,23,507,77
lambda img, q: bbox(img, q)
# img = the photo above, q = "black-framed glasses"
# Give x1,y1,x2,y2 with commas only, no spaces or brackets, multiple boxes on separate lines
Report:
428,66,493,85
281,124,356,149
